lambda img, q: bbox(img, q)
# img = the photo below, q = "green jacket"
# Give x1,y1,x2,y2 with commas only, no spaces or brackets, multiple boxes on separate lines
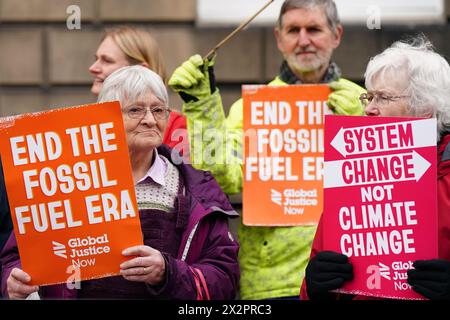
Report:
182,75,362,299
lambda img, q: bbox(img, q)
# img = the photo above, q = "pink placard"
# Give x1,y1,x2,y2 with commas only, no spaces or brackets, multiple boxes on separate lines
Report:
323,115,438,300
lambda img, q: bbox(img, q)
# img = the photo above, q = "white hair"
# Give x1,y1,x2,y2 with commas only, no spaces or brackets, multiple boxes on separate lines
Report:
98,65,168,107
365,36,450,140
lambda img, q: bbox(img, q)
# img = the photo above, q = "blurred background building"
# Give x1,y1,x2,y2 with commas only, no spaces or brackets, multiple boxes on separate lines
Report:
1,0,450,117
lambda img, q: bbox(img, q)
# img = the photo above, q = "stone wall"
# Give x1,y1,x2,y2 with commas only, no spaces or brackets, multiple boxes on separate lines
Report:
1,0,450,116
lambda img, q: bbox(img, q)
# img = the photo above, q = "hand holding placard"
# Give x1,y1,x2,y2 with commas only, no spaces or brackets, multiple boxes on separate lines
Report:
305,251,353,300
407,259,450,300
6,268,39,300
323,115,438,299
120,245,165,285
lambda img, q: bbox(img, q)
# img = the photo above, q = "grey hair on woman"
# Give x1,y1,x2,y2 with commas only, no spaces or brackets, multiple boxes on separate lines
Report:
98,65,169,106
365,36,450,140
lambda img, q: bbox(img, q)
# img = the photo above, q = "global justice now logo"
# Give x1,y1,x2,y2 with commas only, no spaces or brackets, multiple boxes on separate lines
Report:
366,261,414,291
52,234,111,268
270,188,319,215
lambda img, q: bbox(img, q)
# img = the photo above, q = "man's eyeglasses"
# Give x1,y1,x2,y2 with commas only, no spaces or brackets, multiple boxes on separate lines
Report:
359,92,409,107
123,105,171,120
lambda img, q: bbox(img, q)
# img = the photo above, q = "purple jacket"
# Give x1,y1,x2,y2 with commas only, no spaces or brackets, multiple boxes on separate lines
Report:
1,145,240,299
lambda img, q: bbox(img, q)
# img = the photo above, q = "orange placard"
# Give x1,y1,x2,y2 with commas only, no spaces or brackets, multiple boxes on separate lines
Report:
243,84,331,226
0,102,143,286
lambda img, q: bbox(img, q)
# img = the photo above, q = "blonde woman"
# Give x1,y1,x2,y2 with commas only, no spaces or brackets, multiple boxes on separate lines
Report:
89,26,187,152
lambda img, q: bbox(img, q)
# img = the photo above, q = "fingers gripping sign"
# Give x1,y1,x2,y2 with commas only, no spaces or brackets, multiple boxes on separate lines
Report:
120,245,166,285
7,268,39,300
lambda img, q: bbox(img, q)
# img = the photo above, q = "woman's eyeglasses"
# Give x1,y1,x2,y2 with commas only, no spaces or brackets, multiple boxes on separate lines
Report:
359,92,409,107
123,106,171,120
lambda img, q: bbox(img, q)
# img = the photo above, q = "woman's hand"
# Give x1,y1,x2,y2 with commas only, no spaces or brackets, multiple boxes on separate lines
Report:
120,245,166,285
305,251,353,300
408,259,450,300
7,268,39,300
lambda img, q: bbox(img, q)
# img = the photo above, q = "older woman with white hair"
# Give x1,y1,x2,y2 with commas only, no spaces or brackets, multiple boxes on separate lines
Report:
2,65,240,300
301,36,450,300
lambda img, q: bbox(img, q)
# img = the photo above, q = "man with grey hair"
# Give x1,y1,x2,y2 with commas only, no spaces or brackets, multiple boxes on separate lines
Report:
302,36,450,300
169,0,365,299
